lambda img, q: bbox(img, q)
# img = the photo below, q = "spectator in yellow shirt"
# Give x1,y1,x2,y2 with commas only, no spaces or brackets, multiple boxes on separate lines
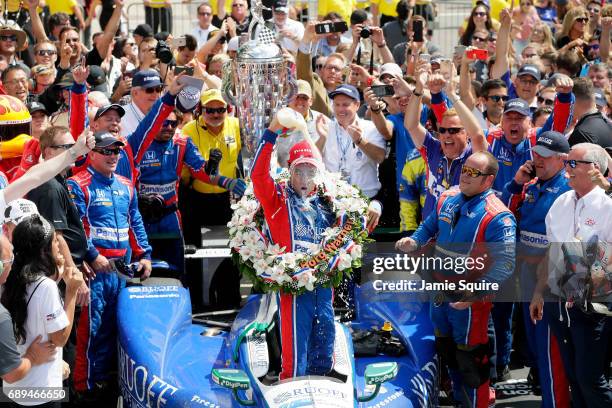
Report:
47,0,86,29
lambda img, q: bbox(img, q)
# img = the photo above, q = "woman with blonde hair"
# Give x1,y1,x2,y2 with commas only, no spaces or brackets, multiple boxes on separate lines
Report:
530,22,555,53
556,6,590,51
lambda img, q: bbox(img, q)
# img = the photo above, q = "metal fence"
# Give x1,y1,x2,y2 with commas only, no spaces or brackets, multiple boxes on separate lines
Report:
124,0,472,57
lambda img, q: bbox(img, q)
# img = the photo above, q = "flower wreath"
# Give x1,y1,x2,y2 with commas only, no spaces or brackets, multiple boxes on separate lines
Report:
228,170,371,295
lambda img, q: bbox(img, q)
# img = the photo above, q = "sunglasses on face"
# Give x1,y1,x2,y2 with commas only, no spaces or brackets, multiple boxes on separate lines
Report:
521,2,532,6
145,86,164,94
37,49,57,56
65,38,80,44
587,7,600,14
537,96,554,106
474,11,487,17
461,165,492,178
438,127,464,135
204,107,227,114
487,95,508,102
50,143,75,150
93,147,122,155
199,12,212,16
564,159,593,168
472,36,487,42
315,64,324,70
162,119,178,128
575,17,589,23
0,35,16,42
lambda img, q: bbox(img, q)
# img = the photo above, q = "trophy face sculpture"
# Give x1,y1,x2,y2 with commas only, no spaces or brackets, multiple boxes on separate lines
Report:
222,0,297,169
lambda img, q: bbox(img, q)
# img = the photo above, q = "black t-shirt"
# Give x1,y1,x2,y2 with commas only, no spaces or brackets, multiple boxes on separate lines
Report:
568,111,612,149
27,175,88,266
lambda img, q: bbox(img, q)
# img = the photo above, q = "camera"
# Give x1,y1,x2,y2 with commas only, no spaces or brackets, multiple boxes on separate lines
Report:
360,26,371,39
156,40,174,64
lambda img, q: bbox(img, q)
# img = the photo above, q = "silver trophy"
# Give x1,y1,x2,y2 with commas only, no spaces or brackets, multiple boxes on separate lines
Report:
222,0,297,168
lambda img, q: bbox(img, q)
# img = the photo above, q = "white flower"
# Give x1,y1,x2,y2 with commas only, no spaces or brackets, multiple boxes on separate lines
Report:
297,270,317,291
239,245,253,260
281,252,300,269
350,244,362,260
269,264,287,283
253,259,269,276
337,250,353,271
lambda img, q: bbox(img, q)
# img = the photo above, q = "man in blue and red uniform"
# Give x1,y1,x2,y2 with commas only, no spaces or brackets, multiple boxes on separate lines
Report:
67,130,152,403
430,76,573,378
502,131,571,408
69,69,179,183
251,116,336,380
396,151,517,408
137,110,246,275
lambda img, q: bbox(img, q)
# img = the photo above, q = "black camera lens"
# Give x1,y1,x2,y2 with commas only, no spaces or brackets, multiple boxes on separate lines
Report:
156,40,174,64
360,26,371,39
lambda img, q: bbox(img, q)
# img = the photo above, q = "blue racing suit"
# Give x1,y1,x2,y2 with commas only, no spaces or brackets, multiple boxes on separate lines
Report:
251,129,336,380
411,188,516,408
67,166,152,391
503,170,571,408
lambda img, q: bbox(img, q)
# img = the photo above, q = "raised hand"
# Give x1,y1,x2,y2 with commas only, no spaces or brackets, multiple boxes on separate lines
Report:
72,63,90,85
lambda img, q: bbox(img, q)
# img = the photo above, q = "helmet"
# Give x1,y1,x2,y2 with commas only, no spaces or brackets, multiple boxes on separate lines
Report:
0,95,31,125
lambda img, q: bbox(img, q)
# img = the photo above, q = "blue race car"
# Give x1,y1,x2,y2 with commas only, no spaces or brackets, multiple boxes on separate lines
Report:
117,281,438,407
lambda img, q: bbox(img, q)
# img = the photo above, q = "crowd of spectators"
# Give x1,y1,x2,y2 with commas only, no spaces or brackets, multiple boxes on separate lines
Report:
0,0,610,406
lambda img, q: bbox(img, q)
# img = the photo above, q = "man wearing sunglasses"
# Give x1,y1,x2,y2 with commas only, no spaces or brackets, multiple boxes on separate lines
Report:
69,66,185,184
544,142,612,408
180,89,244,243
121,70,165,138
138,110,245,277
502,131,572,408
0,22,27,70
67,130,153,404
396,151,516,408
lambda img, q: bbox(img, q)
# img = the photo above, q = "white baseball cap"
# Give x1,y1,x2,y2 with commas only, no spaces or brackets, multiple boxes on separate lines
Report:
4,199,39,225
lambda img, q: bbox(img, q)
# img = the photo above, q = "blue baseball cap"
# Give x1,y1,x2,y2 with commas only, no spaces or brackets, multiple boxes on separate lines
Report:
517,64,542,81
329,84,360,101
132,69,162,89
504,98,531,116
532,131,570,158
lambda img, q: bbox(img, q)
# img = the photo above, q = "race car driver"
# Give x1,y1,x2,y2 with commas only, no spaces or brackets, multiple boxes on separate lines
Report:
68,130,152,404
137,110,246,276
396,151,517,408
251,115,336,380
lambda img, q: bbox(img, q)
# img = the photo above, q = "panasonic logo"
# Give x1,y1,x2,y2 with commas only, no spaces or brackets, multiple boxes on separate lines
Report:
538,137,553,144
508,101,523,107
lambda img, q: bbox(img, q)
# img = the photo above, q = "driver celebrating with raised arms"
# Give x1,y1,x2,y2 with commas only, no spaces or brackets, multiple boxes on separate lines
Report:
251,112,336,380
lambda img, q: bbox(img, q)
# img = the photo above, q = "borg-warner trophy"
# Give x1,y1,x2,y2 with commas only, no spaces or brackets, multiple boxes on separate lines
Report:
222,0,297,171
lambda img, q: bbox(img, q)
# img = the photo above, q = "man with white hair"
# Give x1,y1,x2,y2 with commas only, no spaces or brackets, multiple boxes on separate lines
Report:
542,142,612,407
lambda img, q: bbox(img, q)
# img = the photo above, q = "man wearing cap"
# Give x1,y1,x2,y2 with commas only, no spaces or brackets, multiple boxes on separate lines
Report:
138,109,245,275
567,77,612,149
276,80,323,168
502,131,571,408
121,69,166,137
180,89,244,242
251,113,337,380
67,129,152,402
320,84,386,199
593,88,609,118
271,0,304,53
70,66,185,183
